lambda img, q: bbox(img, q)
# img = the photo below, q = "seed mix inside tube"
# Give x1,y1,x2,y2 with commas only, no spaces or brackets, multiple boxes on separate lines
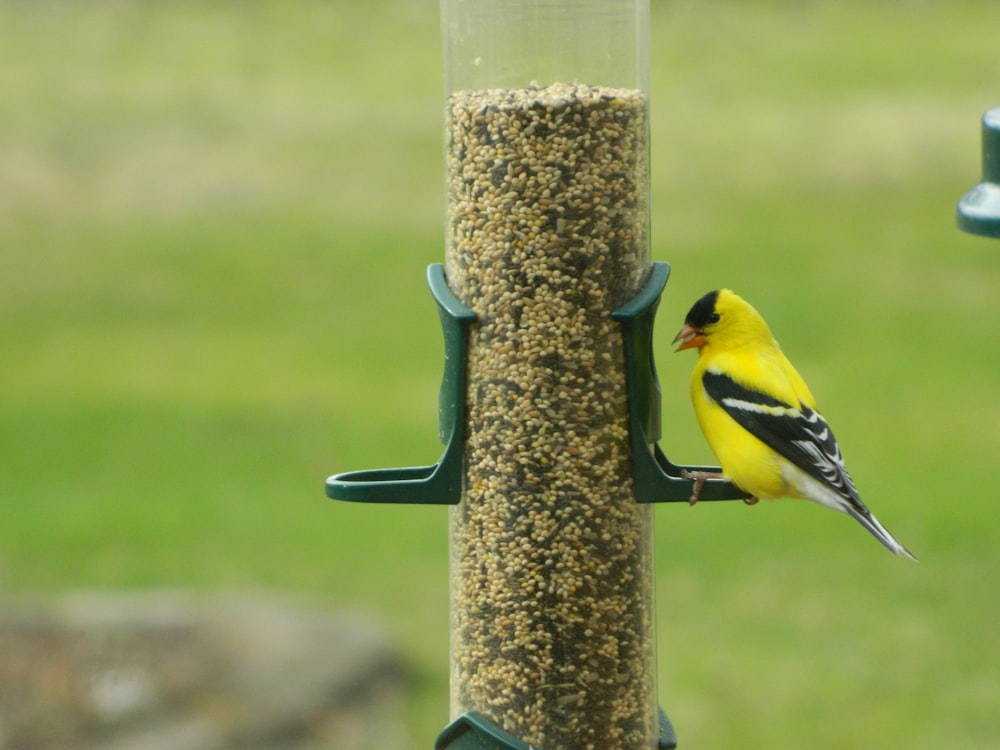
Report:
445,82,657,750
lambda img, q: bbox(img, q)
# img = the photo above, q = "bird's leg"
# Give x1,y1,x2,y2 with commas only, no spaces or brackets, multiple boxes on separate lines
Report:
680,469,725,505
743,496,759,506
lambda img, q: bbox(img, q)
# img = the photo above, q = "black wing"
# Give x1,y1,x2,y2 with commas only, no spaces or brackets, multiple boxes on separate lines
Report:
702,369,863,506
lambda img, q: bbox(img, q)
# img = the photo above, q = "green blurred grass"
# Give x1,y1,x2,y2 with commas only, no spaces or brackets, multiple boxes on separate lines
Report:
2,0,999,747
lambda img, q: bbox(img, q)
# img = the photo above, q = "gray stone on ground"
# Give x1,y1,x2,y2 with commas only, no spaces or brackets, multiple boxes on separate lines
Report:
0,591,406,750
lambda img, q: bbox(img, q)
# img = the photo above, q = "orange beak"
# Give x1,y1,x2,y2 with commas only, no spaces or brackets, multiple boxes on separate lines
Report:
672,324,706,352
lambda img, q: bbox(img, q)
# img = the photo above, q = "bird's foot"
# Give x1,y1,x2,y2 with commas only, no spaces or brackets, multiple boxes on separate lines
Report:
680,469,725,505
743,496,759,506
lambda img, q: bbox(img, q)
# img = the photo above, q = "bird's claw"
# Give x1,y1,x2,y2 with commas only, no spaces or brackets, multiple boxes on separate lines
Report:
680,469,725,505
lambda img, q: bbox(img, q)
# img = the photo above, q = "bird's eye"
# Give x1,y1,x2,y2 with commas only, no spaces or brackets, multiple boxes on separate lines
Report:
708,312,721,324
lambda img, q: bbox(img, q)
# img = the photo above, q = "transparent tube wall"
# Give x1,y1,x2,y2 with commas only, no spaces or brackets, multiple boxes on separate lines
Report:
442,1,655,748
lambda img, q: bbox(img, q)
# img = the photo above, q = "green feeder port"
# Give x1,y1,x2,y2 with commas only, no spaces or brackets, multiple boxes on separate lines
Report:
957,107,1000,238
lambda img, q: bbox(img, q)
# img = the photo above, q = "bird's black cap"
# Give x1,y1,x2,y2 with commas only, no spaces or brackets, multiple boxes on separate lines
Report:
684,290,720,329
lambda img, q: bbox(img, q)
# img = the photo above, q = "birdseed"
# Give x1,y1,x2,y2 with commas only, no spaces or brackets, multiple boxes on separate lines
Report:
445,82,657,750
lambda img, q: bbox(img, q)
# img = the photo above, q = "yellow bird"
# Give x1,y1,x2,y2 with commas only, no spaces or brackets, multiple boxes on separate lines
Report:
673,289,916,560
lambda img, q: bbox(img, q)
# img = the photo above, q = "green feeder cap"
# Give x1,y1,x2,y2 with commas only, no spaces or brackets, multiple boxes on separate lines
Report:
957,107,1000,238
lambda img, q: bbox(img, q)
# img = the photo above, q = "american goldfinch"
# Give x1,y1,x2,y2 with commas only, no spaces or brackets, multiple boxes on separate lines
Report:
673,289,916,560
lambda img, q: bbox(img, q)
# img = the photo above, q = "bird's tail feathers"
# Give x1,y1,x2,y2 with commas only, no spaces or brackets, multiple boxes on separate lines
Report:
844,505,918,561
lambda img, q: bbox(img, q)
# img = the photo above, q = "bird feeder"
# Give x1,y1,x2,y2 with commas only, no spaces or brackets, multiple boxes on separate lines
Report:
957,107,1000,238
326,1,747,747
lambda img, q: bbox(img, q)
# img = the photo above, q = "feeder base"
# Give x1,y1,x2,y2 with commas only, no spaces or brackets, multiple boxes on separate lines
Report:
435,708,678,750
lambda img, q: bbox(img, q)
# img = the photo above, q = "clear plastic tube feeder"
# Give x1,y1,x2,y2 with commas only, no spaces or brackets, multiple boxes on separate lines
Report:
326,1,747,748
442,1,655,748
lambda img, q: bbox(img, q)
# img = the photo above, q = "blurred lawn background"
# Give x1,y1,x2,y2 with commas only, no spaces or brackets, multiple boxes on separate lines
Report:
2,0,999,748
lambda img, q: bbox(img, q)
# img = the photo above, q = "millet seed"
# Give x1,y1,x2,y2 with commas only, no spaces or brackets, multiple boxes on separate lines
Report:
446,82,656,750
